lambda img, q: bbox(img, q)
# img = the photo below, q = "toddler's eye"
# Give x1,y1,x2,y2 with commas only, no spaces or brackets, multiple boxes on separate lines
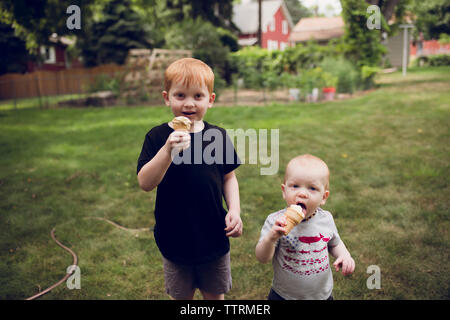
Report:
195,93,203,99
310,186,317,191
176,93,185,98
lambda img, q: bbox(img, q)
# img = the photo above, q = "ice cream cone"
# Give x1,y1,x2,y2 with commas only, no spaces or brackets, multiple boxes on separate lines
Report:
283,205,305,235
172,116,192,132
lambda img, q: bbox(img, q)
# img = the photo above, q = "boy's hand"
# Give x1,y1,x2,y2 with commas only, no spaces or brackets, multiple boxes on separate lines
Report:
333,255,355,276
166,131,190,155
224,210,242,237
268,216,288,241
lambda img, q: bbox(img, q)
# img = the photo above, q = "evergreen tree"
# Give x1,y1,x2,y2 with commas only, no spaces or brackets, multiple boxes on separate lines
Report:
0,22,31,74
79,0,155,66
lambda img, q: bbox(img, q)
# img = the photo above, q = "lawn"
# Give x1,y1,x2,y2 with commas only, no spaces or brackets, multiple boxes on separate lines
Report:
0,66,449,300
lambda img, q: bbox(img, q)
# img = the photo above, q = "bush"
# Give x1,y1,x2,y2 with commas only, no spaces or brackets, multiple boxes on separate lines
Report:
229,46,271,89
281,41,334,73
86,74,121,94
428,54,450,66
320,57,359,93
361,65,380,90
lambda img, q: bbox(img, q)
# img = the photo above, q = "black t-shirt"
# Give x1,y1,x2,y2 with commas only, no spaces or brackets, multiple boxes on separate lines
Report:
137,121,241,265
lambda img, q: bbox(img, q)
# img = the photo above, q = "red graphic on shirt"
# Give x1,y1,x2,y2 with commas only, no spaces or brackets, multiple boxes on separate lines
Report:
282,233,332,276
298,233,330,244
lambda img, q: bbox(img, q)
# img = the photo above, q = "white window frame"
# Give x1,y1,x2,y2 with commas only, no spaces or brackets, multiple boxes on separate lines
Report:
282,20,288,35
267,40,278,51
40,45,56,64
269,19,275,32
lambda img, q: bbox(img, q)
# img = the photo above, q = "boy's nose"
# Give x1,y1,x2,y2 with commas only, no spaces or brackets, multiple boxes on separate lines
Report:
183,98,195,107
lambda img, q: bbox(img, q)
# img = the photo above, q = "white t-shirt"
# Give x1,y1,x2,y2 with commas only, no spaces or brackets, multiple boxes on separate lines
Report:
258,207,341,299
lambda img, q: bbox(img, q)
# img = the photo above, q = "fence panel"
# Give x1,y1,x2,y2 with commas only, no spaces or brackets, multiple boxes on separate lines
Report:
0,64,124,100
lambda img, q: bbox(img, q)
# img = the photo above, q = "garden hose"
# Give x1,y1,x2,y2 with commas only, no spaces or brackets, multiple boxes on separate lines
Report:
25,217,151,300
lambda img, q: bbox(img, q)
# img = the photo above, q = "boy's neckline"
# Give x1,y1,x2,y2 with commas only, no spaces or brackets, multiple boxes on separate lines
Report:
167,120,206,133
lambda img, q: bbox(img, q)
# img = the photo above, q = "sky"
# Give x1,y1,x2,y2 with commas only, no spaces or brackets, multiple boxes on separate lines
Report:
300,0,343,17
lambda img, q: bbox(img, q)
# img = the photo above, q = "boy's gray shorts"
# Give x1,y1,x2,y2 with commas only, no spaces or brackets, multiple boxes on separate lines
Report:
162,252,232,299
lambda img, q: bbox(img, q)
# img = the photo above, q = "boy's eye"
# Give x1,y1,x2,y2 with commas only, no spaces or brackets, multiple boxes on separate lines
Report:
310,186,317,191
195,93,203,99
175,93,185,98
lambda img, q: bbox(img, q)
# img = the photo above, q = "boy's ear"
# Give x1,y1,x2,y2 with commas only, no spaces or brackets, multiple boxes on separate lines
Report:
162,91,170,106
320,190,330,205
208,92,216,108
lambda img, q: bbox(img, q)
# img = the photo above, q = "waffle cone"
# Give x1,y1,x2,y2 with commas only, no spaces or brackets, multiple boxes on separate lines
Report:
172,116,191,131
283,206,305,235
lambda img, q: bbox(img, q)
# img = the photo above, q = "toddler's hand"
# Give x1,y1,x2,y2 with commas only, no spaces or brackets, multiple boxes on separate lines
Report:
268,216,287,241
166,131,190,155
333,255,355,276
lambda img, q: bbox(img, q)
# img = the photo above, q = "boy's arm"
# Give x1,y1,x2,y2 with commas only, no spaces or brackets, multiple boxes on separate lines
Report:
137,131,189,192
255,236,278,264
255,216,286,263
329,241,355,276
223,170,242,237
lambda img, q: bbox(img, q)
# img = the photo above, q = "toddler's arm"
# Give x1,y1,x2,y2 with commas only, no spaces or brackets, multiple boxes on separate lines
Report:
255,216,287,263
137,131,190,191
329,241,355,276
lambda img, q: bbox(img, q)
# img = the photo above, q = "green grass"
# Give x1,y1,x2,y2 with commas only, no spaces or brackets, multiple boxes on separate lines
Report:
0,66,449,300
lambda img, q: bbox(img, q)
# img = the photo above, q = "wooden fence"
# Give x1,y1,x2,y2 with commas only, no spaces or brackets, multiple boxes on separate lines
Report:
0,64,124,100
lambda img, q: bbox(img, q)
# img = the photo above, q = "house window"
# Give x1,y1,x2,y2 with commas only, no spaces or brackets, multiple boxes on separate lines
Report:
269,19,275,32
267,40,278,51
40,45,56,64
280,42,288,51
282,20,288,35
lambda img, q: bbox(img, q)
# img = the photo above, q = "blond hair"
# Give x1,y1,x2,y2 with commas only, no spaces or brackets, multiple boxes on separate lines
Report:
164,58,215,94
284,154,330,190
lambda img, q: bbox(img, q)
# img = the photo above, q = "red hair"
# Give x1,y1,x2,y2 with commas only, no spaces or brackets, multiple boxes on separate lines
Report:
164,58,215,94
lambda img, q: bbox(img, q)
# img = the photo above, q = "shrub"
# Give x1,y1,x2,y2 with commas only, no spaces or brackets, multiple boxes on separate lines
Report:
320,57,359,93
86,74,121,94
428,54,450,66
361,65,380,89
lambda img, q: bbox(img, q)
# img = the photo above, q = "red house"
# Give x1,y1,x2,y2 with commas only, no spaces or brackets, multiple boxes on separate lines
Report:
27,34,82,72
233,0,294,50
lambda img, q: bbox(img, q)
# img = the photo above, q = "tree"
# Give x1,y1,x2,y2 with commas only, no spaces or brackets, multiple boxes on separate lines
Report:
0,22,31,74
0,0,92,51
78,0,156,66
163,0,237,31
275,0,314,35
341,0,386,68
408,0,450,39
365,0,401,23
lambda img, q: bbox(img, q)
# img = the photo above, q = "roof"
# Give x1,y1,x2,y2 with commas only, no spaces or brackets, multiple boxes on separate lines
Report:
289,16,345,42
233,0,294,34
